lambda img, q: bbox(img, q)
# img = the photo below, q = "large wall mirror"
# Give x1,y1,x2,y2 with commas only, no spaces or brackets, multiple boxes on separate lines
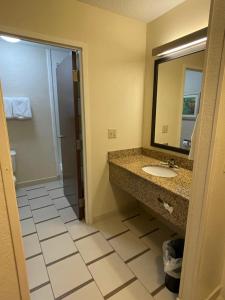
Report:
151,50,205,154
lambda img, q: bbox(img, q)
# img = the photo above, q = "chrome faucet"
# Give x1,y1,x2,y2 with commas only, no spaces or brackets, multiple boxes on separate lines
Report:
160,159,178,169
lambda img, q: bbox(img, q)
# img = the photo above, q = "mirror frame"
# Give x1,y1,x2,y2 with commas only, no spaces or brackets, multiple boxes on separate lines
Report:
150,28,207,155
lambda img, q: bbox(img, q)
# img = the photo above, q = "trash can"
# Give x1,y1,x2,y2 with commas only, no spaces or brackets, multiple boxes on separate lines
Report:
163,239,185,294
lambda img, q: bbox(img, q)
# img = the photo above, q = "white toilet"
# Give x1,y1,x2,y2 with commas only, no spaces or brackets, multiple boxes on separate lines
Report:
10,150,16,183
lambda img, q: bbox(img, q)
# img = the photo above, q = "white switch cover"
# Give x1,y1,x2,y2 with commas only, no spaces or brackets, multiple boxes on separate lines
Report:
162,125,168,134
108,129,117,139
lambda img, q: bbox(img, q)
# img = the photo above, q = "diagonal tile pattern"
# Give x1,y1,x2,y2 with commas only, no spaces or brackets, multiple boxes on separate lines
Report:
16,180,178,300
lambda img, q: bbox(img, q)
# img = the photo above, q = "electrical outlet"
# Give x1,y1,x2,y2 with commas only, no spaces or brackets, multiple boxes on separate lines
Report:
108,129,117,139
162,125,168,134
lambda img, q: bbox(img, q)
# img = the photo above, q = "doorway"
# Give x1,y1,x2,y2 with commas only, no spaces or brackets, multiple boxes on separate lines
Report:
0,37,85,220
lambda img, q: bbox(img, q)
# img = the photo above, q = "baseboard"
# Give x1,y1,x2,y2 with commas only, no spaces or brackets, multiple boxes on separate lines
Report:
16,175,59,188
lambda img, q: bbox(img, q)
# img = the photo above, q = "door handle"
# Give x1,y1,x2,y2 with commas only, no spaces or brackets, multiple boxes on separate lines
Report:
58,135,65,138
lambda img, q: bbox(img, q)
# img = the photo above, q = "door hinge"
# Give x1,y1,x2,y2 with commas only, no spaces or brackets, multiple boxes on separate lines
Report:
79,198,85,207
73,69,79,82
76,139,82,150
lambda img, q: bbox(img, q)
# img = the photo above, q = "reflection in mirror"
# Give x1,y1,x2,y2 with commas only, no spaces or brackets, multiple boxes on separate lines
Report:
152,50,205,153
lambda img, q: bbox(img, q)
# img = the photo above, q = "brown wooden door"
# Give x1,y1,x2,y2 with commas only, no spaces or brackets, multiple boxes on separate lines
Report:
56,52,84,219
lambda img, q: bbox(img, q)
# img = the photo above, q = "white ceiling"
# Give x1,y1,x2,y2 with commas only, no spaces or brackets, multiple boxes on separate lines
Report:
78,0,186,23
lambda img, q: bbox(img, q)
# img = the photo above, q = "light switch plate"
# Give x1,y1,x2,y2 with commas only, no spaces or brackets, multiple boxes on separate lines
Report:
162,125,168,134
108,129,117,139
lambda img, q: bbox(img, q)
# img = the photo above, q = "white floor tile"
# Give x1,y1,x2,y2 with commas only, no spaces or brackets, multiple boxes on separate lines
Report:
59,206,77,223
36,217,67,241
62,282,104,300
67,220,98,241
26,255,49,290
88,253,135,297
49,187,64,199
30,284,54,300
41,233,77,265
29,196,53,210
32,205,58,223
45,180,63,190
76,232,113,264
48,254,92,298
124,216,159,237
19,206,32,220
94,215,128,239
17,195,29,207
23,234,41,259
154,288,178,300
109,231,148,262
27,188,49,200
53,197,70,209
109,280,154,300
142,229,173,256
21,218,36,236
128,251,165,293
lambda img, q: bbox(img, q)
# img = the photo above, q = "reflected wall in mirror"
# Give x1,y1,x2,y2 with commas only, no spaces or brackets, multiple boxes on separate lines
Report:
151,50,205,154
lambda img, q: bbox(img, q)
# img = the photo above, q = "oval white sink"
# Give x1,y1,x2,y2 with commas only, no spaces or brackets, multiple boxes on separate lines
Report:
142,165,177,178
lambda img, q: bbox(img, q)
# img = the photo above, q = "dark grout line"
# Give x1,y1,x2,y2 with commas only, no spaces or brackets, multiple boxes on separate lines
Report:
35,216,59,225
107,229,130,241
46,186,64,192
56,279,94,300
26,252,42,261
40,231,68,243
20,216,33,222
28,194,50,201
139,228,159,239
64,218,78,224
73,230,99,242
51,195,66,200
31,204,54,211
125,249,150,264
151,284,166,296
121,213,140,222
104,277,137,299
16,194,28,198
46,252,79,267
30,281,50,293
25,185,45,191
22,231,37,238
17,204,30,209
57,205,73,211
86,251,115,266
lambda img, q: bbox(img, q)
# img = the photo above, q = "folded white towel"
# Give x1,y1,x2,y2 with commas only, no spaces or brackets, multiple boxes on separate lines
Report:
12,97,32,119
189,115,199,160
3,97,13,119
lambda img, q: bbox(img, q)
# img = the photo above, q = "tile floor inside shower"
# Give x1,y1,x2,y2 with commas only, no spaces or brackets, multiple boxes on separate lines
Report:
16,180,177,300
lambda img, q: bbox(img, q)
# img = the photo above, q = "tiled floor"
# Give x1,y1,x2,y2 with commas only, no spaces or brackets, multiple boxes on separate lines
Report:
16,180,178,300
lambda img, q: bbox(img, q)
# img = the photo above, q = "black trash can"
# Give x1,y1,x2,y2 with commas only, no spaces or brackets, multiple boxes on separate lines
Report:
163,239,185,294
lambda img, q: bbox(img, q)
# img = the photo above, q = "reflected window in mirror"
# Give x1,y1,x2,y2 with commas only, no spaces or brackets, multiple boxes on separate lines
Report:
151,50,205,154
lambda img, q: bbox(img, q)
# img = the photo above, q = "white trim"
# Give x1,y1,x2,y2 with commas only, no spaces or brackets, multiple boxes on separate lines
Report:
0,25,92,224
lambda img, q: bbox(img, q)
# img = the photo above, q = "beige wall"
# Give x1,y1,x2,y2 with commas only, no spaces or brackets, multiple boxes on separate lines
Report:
0,0,146,220
155,51,205,147
0,41,58,185
143,0,211,153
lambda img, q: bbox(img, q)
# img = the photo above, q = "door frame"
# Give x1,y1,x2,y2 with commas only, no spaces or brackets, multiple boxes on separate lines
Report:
0,25,92,225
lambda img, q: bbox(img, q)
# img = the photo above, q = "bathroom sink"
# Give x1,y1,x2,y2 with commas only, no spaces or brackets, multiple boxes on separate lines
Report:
142,165,177,178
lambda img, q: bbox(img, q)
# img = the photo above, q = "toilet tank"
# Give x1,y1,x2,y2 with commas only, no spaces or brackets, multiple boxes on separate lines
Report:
10,150,16,172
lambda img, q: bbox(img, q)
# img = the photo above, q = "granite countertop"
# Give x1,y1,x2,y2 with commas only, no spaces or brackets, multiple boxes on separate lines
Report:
109,154,192,201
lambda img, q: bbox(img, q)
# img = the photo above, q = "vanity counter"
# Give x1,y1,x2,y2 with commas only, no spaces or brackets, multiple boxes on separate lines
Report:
109,154,192,201
108,149,193,232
